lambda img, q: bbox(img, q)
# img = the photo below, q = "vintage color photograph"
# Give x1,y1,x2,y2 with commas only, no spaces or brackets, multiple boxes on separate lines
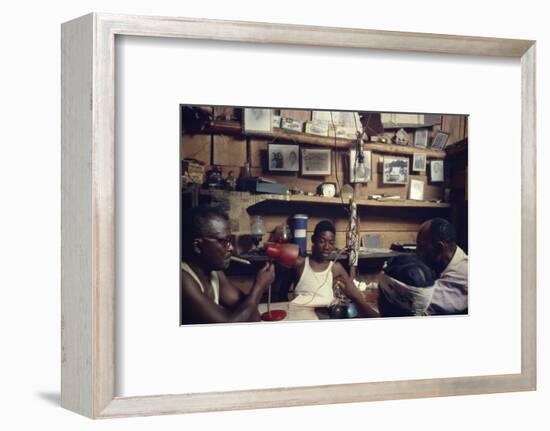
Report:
180,105,468,325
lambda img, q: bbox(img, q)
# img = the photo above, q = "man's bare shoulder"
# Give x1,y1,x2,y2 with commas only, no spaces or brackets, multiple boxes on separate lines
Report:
180,268,201,292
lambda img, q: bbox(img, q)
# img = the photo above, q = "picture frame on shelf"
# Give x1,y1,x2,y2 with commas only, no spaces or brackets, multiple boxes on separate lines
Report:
414,128,429,148
431,131,450,150
61,13,536,419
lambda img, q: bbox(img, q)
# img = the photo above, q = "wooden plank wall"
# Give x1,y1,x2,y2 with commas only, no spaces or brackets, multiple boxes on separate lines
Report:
182,107,467,254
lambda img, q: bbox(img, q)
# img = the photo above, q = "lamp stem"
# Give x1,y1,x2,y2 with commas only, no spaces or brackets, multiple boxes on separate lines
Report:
267,284,271,314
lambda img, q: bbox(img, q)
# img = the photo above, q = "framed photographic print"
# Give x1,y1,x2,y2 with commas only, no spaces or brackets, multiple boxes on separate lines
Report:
412,153,427,172
301,148,331,175
409,178,425,200
430,160,445,182
382,156,409,184
62,13,536,419
414,128,429,148
349,149,372,182
431,131,450,150
268,143,300,172
243,108,272,133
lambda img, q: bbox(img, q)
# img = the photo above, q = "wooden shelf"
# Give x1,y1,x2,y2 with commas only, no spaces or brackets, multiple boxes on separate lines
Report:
200,190,451,209
201,121,447,159
363,142,446,159
382,122,440,130
278,194,450,209
205,121,354,148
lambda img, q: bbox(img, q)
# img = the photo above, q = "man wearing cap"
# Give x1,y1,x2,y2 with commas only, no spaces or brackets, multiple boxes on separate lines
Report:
336,255,435,317
416,218,468,315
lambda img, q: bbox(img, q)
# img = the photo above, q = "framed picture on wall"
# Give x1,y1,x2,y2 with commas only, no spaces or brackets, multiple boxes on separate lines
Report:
268,144,300,172
430,160,445,182
62,13,535,419
382,156,409,184
301,148,332,175
412,153,427,172
409,178,425,200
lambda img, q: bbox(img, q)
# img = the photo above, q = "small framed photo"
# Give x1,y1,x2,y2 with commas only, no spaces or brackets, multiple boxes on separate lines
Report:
243,108,273,133
349,149,372,183
412,153,427,172
431,131,449,150
430,159,445,182
301,148,332,175
414,128,429,148
409,178,425,200
268,144,300,172
382,156,409,184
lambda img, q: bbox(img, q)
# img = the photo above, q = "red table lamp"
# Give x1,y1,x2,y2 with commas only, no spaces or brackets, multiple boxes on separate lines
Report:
260,243,300,321
264,243,299,268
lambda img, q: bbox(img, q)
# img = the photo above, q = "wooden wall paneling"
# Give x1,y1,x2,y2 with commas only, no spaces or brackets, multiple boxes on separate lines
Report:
441,115,467,146
260,214,349,233
216,165,243,178
213,135,247,166
181,133,212,164
359,215,426,232
359,230,418,249
257,212,429,237
249,138,268,168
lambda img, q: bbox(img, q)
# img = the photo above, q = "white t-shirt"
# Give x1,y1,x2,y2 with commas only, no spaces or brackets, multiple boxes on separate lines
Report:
291,257,334,307
181,261,220,305
428,246,468,314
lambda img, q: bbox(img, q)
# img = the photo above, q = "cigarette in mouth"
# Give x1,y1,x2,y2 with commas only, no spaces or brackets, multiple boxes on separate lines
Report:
230,256,251,265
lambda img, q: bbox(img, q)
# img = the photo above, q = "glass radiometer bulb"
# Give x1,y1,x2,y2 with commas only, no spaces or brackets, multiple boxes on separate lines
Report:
356,160,367,179
250,215,266,237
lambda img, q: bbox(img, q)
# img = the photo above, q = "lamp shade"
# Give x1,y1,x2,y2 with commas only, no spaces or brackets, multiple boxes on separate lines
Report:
264,242,299,268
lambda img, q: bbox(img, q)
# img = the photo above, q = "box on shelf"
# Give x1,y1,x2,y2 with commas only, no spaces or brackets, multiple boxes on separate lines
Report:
182,159,205,183
304,120,329,136
280,117,303,132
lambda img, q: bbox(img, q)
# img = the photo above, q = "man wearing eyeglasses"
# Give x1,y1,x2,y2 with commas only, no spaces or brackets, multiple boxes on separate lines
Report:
180,206,275,324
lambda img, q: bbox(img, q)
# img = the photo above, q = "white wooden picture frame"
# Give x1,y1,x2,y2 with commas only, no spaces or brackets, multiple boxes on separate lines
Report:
61,13,536,419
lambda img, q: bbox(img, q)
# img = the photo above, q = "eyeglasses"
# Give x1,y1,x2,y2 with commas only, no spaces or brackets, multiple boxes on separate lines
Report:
204,236,234,249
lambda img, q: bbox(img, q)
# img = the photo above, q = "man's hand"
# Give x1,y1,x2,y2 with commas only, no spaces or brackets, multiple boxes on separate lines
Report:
254,262,276,290
334,274,361,301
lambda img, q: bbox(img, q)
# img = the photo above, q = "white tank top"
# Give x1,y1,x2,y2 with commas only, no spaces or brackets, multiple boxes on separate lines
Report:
292,257,334,307
181,261,220,304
